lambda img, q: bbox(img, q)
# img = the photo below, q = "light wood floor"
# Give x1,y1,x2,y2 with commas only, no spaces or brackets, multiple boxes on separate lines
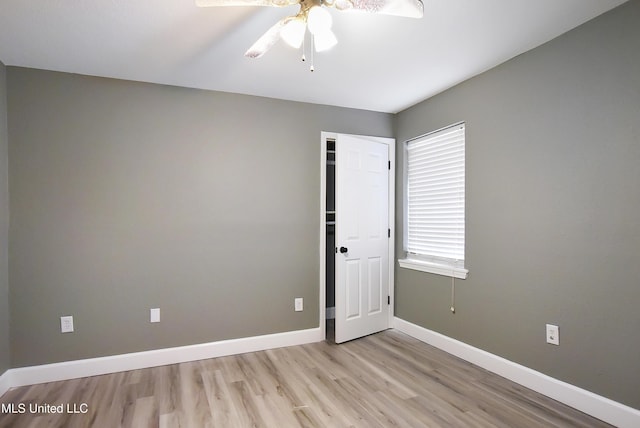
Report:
0,326,611,428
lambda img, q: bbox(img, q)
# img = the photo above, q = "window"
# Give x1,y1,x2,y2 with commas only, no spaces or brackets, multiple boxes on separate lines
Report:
399,122,468,279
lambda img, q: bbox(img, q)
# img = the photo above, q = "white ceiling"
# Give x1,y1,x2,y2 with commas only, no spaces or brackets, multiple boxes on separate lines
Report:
0,0,627,113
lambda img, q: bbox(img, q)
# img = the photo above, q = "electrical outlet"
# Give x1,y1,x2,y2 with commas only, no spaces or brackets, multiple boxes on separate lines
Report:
150,308,160,323
294,298,303,312
546,324,559,345
60,316,74,333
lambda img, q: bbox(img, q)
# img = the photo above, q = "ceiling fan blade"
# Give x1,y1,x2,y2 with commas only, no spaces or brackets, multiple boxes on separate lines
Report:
335,0,424,18
196,0,298,7
244,17,290,58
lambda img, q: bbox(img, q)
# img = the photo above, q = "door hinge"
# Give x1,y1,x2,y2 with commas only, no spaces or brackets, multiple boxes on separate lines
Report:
388,160,391,170
387,295,391,305
388,228,391,238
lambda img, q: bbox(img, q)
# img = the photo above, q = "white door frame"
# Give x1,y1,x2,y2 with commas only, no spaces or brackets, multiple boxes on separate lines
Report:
319,131,395,340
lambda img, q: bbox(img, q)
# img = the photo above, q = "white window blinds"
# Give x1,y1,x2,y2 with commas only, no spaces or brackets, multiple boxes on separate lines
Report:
406,123,465,265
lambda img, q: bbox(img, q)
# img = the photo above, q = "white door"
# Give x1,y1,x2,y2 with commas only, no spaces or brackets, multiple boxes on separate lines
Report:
335,134,390,343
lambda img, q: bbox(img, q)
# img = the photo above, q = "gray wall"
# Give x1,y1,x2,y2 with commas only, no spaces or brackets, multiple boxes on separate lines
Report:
7,67,393,367
394,0,640,409
0,61,9,375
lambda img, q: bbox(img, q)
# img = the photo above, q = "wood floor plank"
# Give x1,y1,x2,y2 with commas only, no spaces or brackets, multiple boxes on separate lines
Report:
130,396,159,428
201,369,236,427
0,327,614,428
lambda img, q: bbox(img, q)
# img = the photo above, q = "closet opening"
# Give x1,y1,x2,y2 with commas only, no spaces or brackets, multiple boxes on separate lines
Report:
325,138,336,342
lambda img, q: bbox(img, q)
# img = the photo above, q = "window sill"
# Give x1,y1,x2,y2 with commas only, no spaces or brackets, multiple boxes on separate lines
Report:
398,258,468,279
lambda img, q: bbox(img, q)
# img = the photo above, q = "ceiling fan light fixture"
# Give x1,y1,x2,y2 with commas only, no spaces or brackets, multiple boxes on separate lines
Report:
307,5,332,35
196,0,425,61
313,28,338,52
281,18,306,48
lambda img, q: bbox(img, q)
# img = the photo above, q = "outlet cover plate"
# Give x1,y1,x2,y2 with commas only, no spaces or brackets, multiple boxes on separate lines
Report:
150,308,160,323
60,316,74,333
546,324,559,345
294,298,303,312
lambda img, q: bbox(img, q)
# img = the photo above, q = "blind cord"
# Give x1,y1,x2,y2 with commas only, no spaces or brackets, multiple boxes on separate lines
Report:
450,275,456,313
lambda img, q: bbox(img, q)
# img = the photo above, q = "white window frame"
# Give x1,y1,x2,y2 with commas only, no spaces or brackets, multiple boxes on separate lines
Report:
398,122,468,279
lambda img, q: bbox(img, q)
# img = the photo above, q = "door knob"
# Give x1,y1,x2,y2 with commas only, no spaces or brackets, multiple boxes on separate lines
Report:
339,247,348,253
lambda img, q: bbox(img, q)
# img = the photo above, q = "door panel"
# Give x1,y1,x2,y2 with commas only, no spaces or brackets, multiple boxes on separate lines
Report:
335,134,390,343
368,257,382,314
345,259,361,319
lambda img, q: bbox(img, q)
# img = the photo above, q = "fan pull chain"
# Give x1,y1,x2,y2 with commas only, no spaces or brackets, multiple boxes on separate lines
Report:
299,31,315,72
301,34,306,62
310,35,315,72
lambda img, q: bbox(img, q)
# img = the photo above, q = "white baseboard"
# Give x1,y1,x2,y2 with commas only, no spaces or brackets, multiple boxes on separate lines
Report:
326,306,335,320
1,327,322,396
0,369,12,398
393,317,640,428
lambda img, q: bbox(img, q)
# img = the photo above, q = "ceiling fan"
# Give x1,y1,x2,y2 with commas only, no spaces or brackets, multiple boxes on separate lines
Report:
196,0,424,60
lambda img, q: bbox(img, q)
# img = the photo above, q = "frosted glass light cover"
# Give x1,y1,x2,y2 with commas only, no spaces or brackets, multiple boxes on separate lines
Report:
281,18,306,48
314,29,338,52
307,6,332,35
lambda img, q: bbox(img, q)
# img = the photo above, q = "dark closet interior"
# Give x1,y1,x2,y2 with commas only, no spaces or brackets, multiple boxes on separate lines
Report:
326,139,335,338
